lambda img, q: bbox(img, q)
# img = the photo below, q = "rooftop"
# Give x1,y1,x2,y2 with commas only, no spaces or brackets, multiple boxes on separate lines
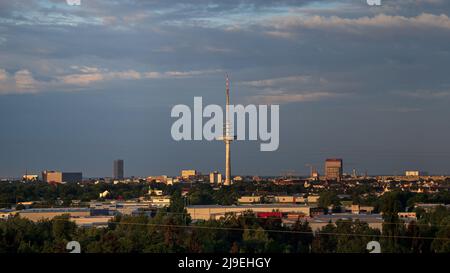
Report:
18,208,90,213
311,213,383,223
187,204,313,209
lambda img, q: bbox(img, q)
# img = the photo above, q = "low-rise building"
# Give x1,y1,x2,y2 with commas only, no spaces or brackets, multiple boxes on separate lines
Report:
233,176,243,182
18,208,90,221
187,204,313,221
349,204,374,214
238,196,262,204
299,213,384,232
398,212,417,220
0,209,14,220
150,196,171,207
306,195,320,203
181,170,198,179
414,203,450,211
70,216,114,228
22,174,39,182
274,196,296,203
405,170,428,177
148,189,164,196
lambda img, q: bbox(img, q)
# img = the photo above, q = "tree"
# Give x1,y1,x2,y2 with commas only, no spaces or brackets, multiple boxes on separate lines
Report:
380,193,407,253
431,216,450,253
287,220,313,253
318,191,340,211
240,227,271,253
311,223,337,253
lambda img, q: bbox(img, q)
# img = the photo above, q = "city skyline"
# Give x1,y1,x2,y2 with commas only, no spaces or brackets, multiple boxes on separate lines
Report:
1,157,446,180
1,1,450,177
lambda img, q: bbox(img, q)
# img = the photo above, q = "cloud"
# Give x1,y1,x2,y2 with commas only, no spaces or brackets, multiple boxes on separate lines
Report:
1,0,450,106
0,69,7,81
73,66,101,74
0,69,39,94
58,66,222,86
250,91,341,104
394,90,450,99
59,72,104,86
165,69,222,77
144,69,223,79
14,70,37,92
240,75,340,104
264,31,295,39
204,46,233,53
377,107,423,113
266,13,450,31
240,75,314,87
0,66,224,94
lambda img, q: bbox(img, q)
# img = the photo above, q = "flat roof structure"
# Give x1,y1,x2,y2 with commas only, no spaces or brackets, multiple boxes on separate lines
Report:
187,204,313,220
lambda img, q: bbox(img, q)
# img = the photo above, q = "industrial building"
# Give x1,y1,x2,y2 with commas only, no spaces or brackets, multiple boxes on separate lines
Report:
42,171,82,183
17,208,90,221
238,196,262,204
186,204,313,221
292,214,384,232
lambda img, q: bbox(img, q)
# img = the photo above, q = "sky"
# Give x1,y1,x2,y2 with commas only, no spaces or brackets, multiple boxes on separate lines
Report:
1,0,450,178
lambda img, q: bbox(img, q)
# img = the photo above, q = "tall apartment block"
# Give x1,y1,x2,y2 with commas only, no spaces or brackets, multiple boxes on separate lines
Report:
113,159,124,180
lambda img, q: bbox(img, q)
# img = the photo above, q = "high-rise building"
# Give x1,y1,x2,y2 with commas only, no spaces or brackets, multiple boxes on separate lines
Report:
325,158,343,181
209,171,222,185
113,159,124,180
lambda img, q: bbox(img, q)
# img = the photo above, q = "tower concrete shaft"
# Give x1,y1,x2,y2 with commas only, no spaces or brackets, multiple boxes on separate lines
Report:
224,139,231,185
223,74,233,186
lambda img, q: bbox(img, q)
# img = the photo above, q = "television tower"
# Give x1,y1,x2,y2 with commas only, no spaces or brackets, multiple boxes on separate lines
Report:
221,74,234,186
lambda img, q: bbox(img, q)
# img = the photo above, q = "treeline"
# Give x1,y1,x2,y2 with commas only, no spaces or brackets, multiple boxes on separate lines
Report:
318,190,450,213
0,181,158,207
1,193,449,253
0,180,304,207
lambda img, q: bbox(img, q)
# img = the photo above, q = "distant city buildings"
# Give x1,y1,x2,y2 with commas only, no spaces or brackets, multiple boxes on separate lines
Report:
233,176,243,182
62,172,83,183
42,170,82,183
42,170,61,183
113,159,124,180
17,208,90,222
405,170,428,177
209,171,222,185
238,196,262,204
325,158,343,181
187,204,313,221
22,174,38,182
181,169,198,179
